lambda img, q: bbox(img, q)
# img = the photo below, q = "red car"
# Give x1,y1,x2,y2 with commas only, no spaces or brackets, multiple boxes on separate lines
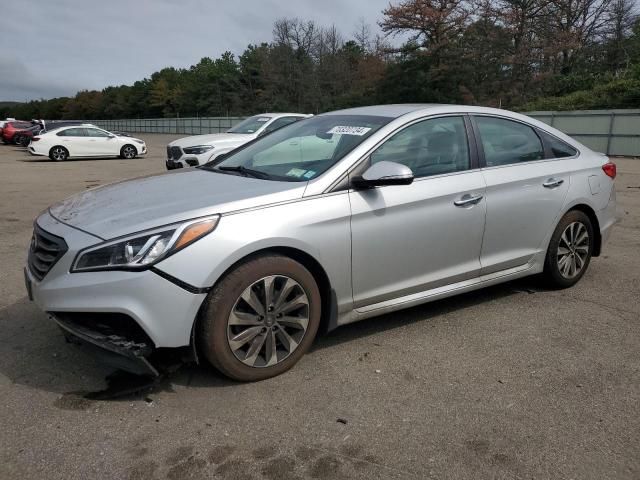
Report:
2,121,32,144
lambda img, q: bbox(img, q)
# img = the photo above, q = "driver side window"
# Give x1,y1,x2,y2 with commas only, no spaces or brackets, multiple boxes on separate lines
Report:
370,116,470,178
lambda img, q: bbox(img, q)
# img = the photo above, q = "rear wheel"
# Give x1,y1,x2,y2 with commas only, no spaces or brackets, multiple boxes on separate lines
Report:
120,144,137,159
49,146,69,161
198,254,321,381
543,210,594,289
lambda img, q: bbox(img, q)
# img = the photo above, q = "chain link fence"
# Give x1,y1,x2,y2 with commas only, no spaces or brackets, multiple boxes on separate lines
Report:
527,109,640,156
91,117,246,135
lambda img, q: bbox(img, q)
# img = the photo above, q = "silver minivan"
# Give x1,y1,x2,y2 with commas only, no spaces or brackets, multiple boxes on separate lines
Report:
25,105,617,381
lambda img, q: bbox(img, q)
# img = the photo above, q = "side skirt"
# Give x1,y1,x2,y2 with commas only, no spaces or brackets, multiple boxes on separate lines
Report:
346,261,542,324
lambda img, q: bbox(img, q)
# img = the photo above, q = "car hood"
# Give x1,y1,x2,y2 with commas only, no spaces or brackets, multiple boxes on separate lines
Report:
48,169,306,239
170,132,255,148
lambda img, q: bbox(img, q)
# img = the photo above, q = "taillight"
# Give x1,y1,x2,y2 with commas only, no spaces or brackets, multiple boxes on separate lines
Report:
32,137,40,142
602,162,616,179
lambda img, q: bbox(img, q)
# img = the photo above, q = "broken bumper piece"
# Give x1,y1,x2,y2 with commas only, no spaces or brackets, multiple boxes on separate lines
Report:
51,313,160,377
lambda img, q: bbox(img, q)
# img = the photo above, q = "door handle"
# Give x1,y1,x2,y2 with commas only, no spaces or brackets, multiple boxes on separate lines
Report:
454,194,484,207
543,178,564,188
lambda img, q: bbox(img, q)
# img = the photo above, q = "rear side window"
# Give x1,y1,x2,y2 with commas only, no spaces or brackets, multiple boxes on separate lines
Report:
475,116,544,167
538,130,578,158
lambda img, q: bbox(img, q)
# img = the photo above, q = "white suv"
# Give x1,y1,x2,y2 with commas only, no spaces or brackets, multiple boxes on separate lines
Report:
166,113,311,169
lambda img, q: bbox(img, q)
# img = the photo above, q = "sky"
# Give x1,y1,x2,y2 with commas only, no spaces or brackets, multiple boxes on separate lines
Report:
0,0,393,102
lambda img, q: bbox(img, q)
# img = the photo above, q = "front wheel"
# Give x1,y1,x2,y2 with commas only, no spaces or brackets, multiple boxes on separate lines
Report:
198,254,321,381
120,144,137,159
543,210,594,289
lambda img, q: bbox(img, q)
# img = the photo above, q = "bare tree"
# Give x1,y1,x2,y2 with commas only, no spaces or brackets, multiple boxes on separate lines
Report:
545,0,614,72
379,0,471,63
604,0,638,70
273,18,317,54
354,17,373,52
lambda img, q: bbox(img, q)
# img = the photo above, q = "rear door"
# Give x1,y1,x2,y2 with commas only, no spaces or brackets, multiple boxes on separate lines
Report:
349,115,487,308
472,115,571,275
56,128,89,156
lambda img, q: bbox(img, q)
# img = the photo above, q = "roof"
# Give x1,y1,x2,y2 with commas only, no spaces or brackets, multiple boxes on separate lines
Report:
321,104,532,120
260,113,312,117
324,104,446,118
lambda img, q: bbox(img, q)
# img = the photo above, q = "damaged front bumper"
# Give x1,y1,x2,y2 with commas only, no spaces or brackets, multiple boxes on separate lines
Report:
52,312,159,376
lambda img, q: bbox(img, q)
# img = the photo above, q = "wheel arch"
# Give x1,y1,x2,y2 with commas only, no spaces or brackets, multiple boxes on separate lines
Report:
564,203,602,257
121,143,138,155
49,145,69,159
190,245,338,361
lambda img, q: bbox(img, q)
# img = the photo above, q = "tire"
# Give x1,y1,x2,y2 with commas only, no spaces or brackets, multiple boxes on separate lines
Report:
198,254,322,381
120,144,137,159
20,136,30,147
49,146,69,161
13,135,22,145
543,210,594,289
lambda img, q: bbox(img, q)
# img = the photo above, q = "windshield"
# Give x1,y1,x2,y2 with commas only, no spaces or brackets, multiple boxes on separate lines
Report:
207,114,392,182
228,115,273,134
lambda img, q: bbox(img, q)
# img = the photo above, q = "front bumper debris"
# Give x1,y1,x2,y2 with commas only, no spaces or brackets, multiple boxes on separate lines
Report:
52,313,159,376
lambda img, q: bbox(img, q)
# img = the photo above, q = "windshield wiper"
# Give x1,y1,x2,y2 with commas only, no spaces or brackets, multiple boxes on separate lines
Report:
216,165,272,179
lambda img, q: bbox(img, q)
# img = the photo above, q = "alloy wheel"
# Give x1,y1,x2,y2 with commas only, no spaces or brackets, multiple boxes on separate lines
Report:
52,147,66,161
557,221,590,279
123,146,136,159
227,275,310,368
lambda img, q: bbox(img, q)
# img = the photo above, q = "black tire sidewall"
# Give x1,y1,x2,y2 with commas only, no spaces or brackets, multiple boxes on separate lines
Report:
544,210,594,288
121,144,137,159
198,254,321,381
49,146,68,161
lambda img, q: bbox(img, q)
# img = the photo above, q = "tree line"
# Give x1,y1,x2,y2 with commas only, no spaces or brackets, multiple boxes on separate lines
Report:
2,0,639,121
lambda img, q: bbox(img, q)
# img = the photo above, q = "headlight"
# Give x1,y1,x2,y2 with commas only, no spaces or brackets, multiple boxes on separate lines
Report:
183,145,214,155
133,139,145,145
71,216,219,272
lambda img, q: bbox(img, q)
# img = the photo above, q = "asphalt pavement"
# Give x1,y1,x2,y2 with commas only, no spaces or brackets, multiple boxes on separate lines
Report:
0,135,638,479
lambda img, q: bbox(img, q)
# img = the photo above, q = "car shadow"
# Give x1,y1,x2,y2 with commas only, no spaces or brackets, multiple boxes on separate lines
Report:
19,157,129,163
0,275,546,402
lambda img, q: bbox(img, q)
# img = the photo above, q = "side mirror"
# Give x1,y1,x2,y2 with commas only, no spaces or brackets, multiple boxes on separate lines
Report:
351,161,414,189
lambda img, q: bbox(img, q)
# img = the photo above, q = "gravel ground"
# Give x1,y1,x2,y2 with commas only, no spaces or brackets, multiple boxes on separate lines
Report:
0,135,638,480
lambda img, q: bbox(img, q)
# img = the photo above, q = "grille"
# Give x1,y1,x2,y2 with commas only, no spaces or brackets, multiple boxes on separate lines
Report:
167,146,182,160
28,225,68,281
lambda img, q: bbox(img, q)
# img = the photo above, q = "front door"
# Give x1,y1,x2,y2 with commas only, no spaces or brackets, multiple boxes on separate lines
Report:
83,127,116,156
349,115,487,309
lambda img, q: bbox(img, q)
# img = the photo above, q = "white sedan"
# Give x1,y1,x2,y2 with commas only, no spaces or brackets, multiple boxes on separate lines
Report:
166,113,311,169
29,125,147,161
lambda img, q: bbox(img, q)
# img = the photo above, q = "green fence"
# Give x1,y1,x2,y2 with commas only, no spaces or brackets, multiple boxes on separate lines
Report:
91,117,246,135
527,109,640,156
91,110,640,156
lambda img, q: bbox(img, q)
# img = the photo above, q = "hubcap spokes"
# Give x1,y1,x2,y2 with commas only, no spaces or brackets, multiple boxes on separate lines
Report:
557,222,589,279
227,275,309,368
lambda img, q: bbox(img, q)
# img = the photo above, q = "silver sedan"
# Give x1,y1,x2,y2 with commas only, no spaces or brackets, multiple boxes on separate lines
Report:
25,105,617,381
